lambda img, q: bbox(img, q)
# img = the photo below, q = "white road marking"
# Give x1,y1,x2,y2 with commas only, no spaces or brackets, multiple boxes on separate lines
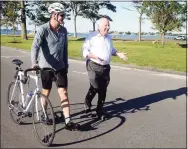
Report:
111,68,124,71
72,71,87,75
1,47,29,53
152,73,186,80
111,65,132,70
1,56,28,58
72,69,186,80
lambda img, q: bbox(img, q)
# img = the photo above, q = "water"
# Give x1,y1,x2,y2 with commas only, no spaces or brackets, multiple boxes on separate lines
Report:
1,30,32,35
69,33,177,40
1,29,177,40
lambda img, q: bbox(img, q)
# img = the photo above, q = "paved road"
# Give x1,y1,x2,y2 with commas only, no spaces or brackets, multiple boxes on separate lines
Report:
1,46,187,148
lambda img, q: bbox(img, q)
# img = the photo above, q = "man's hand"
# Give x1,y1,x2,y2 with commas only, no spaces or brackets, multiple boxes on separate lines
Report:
88,52,104,61
87,52,105,64
97,57,107,65
32,64,37,68
32,61,38,68
97,57,105,62
117,52,128,61
31,63,38,73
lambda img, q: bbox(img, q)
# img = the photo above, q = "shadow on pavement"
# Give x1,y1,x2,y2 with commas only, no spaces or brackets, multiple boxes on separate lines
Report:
104,87,187,115
51,115,126,147
50,87,186,147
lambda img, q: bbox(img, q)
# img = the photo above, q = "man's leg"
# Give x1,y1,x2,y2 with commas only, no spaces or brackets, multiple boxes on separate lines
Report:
84,84,97,113
56,68,80,130
96,84,107,118
96,66,110,118
40,70,53,123
41,89,51,109
57,87,70,123
41,70,53,109
85,60,99,114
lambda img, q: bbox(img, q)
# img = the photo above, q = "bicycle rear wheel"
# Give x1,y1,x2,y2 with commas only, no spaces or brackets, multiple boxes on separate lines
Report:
7,82,23,124
32,93,55,147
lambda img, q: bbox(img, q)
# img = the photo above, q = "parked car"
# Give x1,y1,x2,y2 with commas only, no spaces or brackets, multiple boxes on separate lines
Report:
174,35,186,40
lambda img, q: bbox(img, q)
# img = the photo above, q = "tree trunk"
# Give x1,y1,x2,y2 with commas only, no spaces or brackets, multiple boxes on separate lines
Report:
6,25,8,36
161,33,165,45
74,15,77,38
21,1,28,40
13,25,16,42
138,14,142,41
92,21,95,31
34,24,36,34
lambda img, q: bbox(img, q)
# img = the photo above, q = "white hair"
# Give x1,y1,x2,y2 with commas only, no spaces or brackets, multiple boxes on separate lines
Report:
96,17,109,29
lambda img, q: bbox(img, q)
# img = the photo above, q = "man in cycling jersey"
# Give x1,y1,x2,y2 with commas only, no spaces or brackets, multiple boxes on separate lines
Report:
31,2,80,130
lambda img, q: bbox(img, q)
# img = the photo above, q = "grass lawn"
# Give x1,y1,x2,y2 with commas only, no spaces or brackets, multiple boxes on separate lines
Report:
1,35,186,72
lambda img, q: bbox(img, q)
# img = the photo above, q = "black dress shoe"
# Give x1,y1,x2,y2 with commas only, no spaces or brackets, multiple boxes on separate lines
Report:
92,112,109,120
85,108,91,114
84,100,92,110
84,101,92,115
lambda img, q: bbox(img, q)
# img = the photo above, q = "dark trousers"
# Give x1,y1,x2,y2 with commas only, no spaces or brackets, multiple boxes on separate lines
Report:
85,60,110,116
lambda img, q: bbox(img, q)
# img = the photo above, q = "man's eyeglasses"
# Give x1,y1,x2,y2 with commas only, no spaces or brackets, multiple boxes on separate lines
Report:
59,13,65,18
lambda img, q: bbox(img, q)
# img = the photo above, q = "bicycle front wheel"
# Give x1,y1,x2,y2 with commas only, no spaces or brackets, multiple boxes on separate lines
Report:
32,93,55,147
7,81,23,124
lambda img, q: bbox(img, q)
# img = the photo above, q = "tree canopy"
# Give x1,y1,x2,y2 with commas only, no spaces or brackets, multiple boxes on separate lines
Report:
143,1,187,44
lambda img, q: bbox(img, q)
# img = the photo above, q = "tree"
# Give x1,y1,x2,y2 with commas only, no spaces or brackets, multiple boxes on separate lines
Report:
1,1,28,40
81,2,100,32
1,16,12,35
68,1,88,37
126,31,131,35
123,1,146,41
20,1,27,40
132,1,147,41
1,1,20,41
26,1,49,32
26,1,71,32
143,1,187,45
81,1,116,31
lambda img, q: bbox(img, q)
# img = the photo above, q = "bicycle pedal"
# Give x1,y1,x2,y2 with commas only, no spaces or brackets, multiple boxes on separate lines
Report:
24,112,32,117
8,104,14,110
11,100,16,105
27,112,32,117
18,112,23,116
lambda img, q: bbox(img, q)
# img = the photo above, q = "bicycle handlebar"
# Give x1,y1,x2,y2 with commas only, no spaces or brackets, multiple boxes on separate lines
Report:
21,67,57,84
23,67,41,76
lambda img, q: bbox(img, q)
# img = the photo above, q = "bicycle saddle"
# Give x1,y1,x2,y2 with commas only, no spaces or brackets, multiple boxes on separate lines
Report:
12,59,23,66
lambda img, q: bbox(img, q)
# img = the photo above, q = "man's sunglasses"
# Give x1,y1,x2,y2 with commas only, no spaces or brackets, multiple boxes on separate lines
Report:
59,13,65,17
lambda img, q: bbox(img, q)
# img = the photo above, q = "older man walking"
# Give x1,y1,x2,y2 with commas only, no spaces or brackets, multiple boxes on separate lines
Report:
82,17,128,119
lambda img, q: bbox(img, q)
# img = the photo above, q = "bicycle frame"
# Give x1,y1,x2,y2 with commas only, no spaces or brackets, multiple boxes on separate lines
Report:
10,69,46,120
8,62,56,146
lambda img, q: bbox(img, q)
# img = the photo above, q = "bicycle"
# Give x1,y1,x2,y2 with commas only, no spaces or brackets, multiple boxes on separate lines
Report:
7,59,57,146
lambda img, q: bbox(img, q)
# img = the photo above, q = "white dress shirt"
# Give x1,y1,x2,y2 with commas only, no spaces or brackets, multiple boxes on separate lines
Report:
82,31,117,65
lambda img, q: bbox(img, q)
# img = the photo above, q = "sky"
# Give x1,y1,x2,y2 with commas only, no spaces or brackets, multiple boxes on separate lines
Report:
25,2,185,33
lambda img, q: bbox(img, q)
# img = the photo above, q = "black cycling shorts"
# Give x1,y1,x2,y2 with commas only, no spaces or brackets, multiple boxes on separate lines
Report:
41,68,68,89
